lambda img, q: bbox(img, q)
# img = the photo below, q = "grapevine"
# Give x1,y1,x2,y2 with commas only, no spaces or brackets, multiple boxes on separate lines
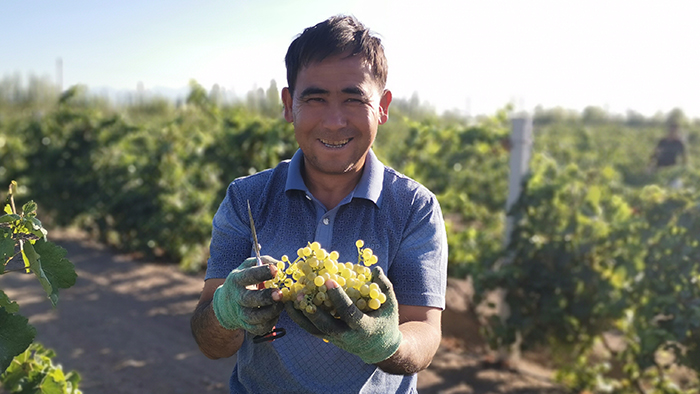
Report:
1,181,81,391
263,240,387,314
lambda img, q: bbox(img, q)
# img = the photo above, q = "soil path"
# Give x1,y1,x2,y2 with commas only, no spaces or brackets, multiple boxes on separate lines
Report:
1,229,564,394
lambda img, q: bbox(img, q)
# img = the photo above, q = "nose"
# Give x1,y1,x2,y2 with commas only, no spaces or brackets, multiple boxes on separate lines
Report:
322,102,347,131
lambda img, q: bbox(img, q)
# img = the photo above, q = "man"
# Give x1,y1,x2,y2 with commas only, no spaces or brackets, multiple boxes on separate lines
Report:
191,15,448,393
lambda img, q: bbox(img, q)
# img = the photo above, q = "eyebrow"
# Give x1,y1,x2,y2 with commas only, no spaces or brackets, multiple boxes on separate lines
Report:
298,86,368,98
341,87,366,97
299,87,329,98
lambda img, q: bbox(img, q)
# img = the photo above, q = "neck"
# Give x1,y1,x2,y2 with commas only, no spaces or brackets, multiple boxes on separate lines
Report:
302,161,364,210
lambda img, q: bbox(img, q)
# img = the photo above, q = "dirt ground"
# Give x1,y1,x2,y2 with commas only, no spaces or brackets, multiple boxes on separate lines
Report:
0,229,565,394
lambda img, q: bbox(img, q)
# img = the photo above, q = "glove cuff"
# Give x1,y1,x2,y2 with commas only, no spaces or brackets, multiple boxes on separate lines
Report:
360,330,403,365
212,285,241,331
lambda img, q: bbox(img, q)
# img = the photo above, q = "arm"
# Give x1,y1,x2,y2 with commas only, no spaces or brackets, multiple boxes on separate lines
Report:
190,278,244,359
190,258,283,359
375,305,442,375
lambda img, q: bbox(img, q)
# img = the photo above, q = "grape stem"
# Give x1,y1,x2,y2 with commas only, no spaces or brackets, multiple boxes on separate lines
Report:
7,182,17,215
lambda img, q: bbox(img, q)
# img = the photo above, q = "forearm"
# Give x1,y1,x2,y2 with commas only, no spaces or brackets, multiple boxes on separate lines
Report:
375,320,441,375
190,299,244,359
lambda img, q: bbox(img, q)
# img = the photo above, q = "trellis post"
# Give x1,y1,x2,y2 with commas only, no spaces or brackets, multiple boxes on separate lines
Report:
495,115,533,365
504,116,533,247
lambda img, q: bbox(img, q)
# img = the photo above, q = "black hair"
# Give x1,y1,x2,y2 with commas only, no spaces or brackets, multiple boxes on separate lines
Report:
285,15,387,95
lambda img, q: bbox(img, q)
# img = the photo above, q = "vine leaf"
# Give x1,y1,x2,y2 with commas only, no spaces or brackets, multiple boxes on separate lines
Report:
0,236,13,274
0,290,19,313
0,213,20,223
0,308,37,373
34,240,78,295
21,240,77,307
22,242,55,306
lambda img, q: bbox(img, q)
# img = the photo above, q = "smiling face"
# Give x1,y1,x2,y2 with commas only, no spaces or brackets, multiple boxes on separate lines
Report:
282,54,391,183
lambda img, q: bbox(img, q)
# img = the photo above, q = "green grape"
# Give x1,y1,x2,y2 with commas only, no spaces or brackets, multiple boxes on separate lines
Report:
302,263,313,275
314,275,325,287
359,284,370,297
347,288,360,301
273,240,386,315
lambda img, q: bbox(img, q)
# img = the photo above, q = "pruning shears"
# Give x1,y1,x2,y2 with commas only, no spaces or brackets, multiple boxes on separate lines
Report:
247,200,286,343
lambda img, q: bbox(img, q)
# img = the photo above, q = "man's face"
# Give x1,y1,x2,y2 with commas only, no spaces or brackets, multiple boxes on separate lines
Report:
282,54,391,178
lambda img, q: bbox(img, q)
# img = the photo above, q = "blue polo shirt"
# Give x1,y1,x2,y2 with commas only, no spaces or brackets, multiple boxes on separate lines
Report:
206,148,448,394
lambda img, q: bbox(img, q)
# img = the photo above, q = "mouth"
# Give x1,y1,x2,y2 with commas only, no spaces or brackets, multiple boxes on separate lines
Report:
319,138,351,148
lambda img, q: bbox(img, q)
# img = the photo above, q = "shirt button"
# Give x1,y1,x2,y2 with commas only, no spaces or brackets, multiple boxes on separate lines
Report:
323,218,329,225
305,194,312,200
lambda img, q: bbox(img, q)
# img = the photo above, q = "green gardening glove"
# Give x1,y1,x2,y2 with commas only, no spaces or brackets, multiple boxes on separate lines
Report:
212,257,284,336
285,266,403,364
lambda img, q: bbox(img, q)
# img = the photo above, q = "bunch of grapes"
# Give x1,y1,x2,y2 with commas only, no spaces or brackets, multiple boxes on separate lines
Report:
263,240,387,315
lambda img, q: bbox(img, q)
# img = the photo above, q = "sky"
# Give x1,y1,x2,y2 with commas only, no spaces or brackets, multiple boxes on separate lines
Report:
2,0,699,118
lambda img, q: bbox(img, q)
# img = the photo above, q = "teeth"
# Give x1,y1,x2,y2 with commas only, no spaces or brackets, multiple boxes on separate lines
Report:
320,139,350,148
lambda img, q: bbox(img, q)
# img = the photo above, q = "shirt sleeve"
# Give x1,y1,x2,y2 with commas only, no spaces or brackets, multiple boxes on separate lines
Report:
388,192,448,310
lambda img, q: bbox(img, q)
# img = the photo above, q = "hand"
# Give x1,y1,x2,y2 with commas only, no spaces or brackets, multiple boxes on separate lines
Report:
212,256,284,336
285,266,403,364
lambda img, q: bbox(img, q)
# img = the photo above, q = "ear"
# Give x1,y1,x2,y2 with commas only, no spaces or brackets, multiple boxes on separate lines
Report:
282,87,294,123
378,89,392,125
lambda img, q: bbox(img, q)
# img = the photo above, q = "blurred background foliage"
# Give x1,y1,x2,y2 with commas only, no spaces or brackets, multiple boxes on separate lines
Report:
1,74,698,275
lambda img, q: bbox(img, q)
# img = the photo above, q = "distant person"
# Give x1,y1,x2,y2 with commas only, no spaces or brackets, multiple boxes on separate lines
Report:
650,120,687,171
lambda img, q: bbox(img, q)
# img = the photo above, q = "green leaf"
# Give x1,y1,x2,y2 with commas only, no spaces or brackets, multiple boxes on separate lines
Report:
0,308,36,373
22,242,57,306
0,213,20,223
33,239,78,292
41,367,68,394
0,236,14,273
22,200,37,216
0,290,19,313
2,343,82,393
65,370,82,391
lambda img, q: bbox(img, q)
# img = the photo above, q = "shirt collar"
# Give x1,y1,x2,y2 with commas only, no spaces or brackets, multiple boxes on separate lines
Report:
285,148,384,206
